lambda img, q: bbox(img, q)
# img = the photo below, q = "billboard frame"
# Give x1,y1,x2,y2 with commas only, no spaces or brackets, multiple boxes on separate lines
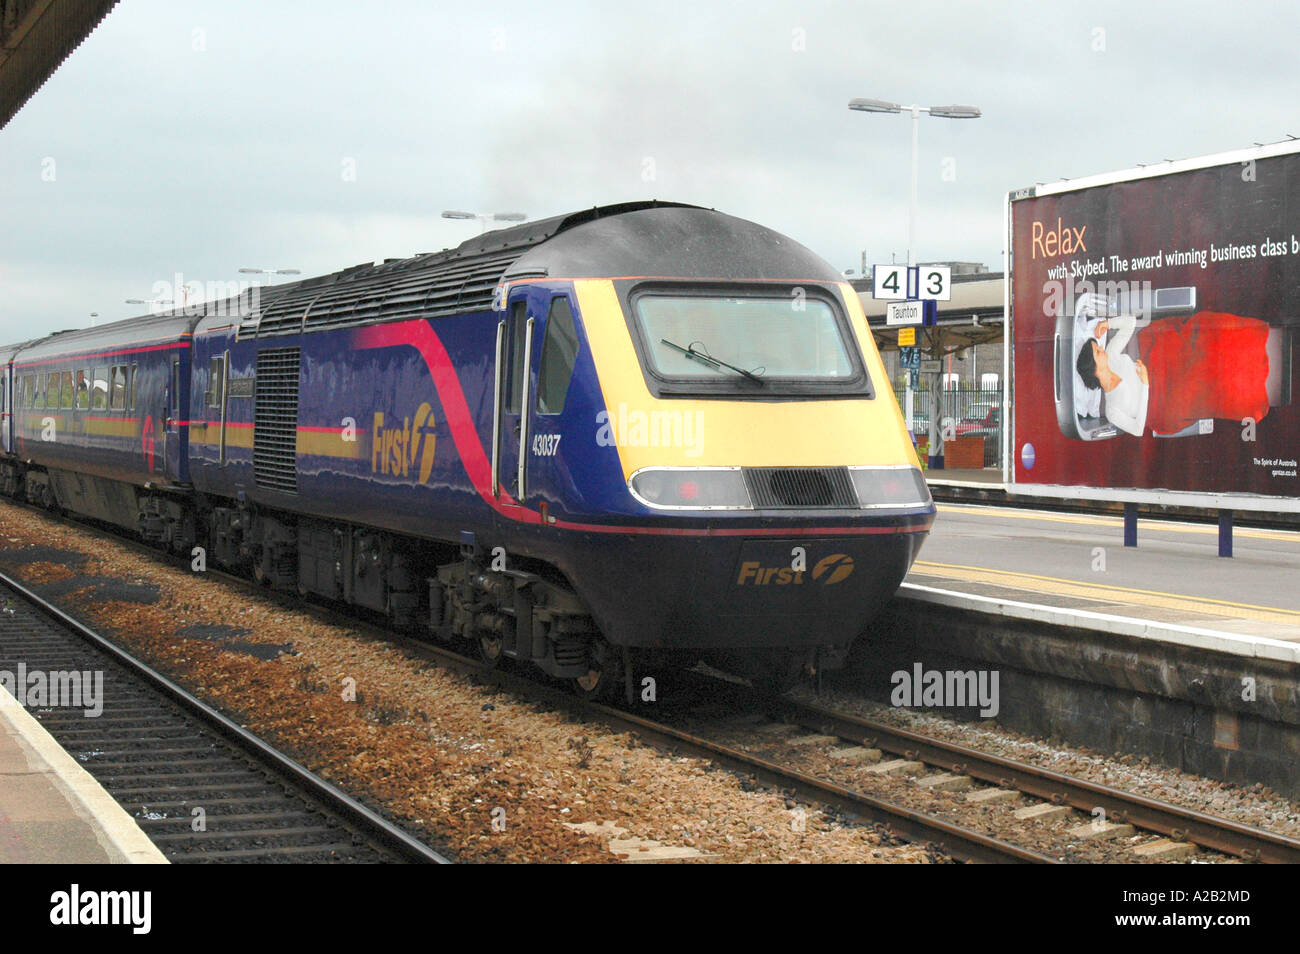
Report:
1004,138,1300,513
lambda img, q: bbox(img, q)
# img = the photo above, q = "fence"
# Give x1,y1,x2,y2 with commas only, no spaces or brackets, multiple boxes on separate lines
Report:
892,387,1003,468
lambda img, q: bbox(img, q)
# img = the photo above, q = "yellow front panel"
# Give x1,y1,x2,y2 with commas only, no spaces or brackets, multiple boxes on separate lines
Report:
573,279,921,478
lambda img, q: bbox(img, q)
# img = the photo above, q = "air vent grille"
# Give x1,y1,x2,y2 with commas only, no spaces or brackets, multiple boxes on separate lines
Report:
253,347,300,493
742,467,856,509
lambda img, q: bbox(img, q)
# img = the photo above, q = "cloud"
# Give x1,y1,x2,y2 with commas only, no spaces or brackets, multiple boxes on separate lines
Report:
3,0,1300,341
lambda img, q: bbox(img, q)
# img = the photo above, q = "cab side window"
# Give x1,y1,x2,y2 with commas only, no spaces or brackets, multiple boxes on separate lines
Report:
506,301,528,414
537,297,580,415
205,356,225,409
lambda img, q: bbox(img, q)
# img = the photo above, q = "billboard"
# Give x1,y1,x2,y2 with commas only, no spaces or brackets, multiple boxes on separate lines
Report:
1007,142,1300,511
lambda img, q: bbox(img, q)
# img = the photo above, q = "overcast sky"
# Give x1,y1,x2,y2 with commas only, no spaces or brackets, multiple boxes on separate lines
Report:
2,0,1299,341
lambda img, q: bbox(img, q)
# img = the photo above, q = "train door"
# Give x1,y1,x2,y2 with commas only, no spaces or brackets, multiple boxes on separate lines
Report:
494,288,536,511
1,364,9,454
165,354,182,479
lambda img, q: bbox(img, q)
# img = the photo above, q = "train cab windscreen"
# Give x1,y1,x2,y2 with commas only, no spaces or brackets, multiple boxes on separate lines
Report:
630,291,870,396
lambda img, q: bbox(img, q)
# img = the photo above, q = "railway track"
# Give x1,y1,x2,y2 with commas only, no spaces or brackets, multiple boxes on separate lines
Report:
5,500,1298,864
757,692,1300,864
0,570,451,864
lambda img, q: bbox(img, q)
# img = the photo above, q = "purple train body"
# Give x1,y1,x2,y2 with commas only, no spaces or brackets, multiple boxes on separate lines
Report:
1,203,934,695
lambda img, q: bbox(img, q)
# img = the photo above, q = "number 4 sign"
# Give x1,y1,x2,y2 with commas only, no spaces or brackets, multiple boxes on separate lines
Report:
872,264,952,302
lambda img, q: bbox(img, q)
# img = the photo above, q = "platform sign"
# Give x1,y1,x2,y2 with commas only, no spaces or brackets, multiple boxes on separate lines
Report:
873,264,907,300
918,265,952,301
920,359,941,374
899,346,920,369
886,300,923,326
874,264,953,302
898,327,916,346
1007,142,1300,512
885,299,937,327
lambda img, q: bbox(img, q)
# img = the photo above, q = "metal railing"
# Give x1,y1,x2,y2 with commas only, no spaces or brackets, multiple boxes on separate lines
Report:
894,387,1002,467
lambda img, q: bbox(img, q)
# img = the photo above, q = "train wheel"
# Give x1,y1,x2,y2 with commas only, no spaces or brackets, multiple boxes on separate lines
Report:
478,632,504,669
572,641,622,702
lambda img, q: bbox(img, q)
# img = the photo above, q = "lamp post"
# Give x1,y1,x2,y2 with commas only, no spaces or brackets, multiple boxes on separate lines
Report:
125,298,174,314
442,210,527,234
238,267,301,284
848,97,980,469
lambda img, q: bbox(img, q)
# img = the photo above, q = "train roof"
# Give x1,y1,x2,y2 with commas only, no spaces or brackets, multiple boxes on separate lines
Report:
0,338,45,364
204,201,843,339
12,310,204,364
3,202,845,355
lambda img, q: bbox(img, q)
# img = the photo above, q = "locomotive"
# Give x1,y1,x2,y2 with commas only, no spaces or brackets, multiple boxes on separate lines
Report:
0,201,934,696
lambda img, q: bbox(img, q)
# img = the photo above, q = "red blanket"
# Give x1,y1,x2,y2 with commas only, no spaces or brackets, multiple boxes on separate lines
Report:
1139,311,1271,433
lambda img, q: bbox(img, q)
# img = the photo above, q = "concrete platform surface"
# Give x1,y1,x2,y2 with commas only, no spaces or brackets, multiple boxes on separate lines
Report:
0,686,166,864
909,502,1300,653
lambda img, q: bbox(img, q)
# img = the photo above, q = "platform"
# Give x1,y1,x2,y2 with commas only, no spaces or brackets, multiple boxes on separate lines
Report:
0,685,166,864
923,466,1005,487
910,502,1300,652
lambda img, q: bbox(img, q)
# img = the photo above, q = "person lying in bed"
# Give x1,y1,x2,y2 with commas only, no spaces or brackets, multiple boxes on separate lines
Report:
1076,315,1149,436
1076,311,1273,437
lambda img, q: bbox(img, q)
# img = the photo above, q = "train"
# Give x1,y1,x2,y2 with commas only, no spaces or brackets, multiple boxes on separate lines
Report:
0,201,934,697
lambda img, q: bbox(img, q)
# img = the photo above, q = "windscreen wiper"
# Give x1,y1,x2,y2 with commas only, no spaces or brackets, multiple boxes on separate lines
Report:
660,339,765,385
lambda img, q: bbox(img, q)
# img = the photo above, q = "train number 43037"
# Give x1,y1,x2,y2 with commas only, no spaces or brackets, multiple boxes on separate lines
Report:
531,433,561,456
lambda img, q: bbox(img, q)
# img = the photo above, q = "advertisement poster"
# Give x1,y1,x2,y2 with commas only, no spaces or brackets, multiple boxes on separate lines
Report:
1009,147,1300,504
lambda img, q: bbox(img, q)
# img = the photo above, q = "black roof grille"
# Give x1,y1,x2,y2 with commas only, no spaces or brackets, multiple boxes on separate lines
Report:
743,467,856,509
232,201,699,338
253,347,300,494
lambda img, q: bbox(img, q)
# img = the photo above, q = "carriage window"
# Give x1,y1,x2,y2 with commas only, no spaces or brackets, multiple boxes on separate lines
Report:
205,356,225,409
92,368,109,410
75,370,89,409
537,297,579,415
59,372,74,409
110,366,127,410
506,301,527,414
130,364,138,410
46,373,59,409
24,375,36,409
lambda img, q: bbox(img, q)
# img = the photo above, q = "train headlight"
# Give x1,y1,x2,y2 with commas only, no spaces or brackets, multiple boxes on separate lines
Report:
848,466,932,509
628,467,753,510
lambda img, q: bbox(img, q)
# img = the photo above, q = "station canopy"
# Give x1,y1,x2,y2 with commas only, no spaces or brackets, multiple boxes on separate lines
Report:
0,0,118,131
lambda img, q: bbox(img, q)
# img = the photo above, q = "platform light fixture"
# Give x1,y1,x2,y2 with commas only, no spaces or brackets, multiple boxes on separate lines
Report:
238,267,301,284
442,210,528,233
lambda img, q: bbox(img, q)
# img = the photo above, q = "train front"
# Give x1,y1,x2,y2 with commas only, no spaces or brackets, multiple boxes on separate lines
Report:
509,206,935,681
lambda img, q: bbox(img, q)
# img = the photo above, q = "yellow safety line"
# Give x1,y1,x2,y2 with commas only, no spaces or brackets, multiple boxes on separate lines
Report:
936,504,1298,541
912,560,1300,624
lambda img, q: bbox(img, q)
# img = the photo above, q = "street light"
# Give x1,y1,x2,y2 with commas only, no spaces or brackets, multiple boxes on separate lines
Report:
126,298,174,314
238,267,301,284
849,96,981,469
442,210,527,233
847,98,981,266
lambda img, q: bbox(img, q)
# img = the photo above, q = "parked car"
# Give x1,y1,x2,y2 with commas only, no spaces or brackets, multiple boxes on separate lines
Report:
955,403,999,436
